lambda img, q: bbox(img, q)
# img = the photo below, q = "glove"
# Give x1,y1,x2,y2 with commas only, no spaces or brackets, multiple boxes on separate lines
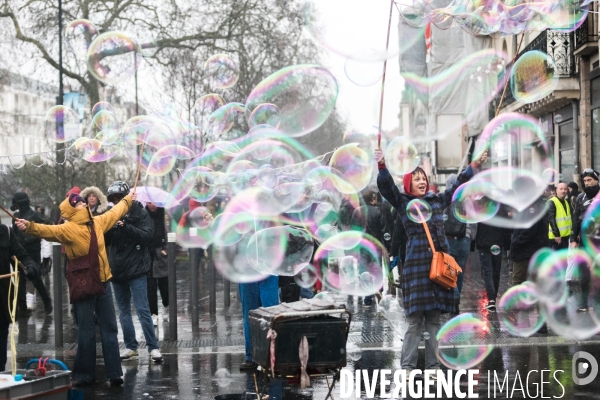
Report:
22,262,40,281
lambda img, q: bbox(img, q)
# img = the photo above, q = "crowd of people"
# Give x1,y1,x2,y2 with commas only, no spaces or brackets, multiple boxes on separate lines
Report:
1,154,599,385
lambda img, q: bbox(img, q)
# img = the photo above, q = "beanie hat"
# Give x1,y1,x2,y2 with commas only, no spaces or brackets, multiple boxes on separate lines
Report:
567,182,579,192
69,193,86,207
66,186,81,197
581,169,600,182
403,167,429,196
12,192,30,205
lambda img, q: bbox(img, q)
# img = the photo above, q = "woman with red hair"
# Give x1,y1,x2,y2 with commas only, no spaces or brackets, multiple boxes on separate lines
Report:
374,148,487,376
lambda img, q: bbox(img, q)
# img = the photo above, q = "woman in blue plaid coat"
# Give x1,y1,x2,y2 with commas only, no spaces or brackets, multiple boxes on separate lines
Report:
374,148,487,373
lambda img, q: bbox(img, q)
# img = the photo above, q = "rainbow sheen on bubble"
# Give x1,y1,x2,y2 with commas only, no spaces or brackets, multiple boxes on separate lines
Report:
294,263,318,288
329,143,374,194
91,110,119,132
384,137,420,176
204,54,239,89
498,282,544,337
245,65,338,137
436,313,494,369
451,179,499,223
406,199,432,223
44,106,81,143
248,103,281,129
65,19,99,58
510,51,558,104
312,232,385,296
87,31,140,85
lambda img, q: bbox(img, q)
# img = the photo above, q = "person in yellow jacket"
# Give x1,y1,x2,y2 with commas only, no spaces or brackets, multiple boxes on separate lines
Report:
547,182,571,250
15,191,135,387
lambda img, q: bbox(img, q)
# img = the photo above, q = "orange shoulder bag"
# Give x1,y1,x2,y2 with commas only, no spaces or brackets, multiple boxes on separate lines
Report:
415,206,462,290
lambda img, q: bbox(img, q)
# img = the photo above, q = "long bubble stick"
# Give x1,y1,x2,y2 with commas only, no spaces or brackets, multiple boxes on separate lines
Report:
0,204,15,220
133,142,146,192
495,33,525,118
377,0,396,148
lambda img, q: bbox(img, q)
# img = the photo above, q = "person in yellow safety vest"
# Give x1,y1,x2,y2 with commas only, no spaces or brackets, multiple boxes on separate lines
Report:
547,182,571,250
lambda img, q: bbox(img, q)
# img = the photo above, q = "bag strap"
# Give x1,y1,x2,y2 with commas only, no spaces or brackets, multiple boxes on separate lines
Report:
412,202,437,252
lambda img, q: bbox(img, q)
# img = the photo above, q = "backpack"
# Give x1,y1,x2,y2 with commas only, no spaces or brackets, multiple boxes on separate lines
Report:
444,203,467,237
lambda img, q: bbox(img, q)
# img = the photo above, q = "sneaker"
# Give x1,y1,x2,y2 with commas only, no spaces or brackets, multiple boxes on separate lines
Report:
577,307,589,313
162,306,169,320
150,349,163,362
240,360,258,372
120,349,138,360
109,377,123,387
72,379,94,387
425,369,442,381
485,300,496,311
152,314,158,326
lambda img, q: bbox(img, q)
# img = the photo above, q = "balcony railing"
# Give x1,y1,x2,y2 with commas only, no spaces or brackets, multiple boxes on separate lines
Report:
491,29,575,113
574,18,599,51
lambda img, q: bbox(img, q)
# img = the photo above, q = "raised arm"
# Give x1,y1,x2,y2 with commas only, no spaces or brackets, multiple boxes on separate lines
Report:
438,150,488,209
376,167,407,213
95,194,133,233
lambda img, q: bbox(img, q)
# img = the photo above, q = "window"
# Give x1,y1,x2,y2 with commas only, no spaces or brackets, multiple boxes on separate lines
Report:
592,76,600,169
559,122,575,181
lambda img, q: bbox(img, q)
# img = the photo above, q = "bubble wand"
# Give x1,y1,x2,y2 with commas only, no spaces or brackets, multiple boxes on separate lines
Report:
377,0,395,148
133,142,146,193
0,204,15,220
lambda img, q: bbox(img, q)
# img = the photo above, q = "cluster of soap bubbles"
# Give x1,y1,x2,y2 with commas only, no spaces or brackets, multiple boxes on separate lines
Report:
395,0,589,36
451,112,553,229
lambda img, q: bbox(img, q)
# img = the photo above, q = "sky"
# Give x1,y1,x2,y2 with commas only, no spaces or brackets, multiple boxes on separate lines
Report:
308,0,406,135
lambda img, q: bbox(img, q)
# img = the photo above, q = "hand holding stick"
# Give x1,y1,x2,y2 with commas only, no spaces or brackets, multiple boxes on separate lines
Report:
0,271,18,280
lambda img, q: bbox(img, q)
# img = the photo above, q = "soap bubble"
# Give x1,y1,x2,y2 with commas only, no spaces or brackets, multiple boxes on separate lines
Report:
91,110,119,132
451,180,499,223
343,49,384,87
510,50,558,104
44,106,81,143
491,245,501,255
314,291,335,303
498,282,544,337
436,313,494,369
378,295,404,323
204,54,239,89
347,346,362,362
259,319,269,331
245,65,338,137
213,368,232,388
383,233,391,241
65,19,99,58
406,199,432,223
313,233,385,296
193,94,225,130
329,143,374,194
423,332,430,340
384,137,420,176
248,103,281,128
294,264,318,288
554,114,563,123
581,199,600,255
87,31,140,85
91,101,115,116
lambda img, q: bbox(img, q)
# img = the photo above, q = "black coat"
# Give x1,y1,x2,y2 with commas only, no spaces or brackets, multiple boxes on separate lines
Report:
106,201,154,282
510,198,549,261
361,204,387,245
0,225,39,318
570,185,600,244
390,208,407,264
12,207,46,263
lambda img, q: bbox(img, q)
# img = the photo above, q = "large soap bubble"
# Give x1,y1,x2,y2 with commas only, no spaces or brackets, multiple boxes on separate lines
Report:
510,50,558,104
204,54,239,89
65,19,99,58
87,31,140,84
245,65,338,137
384,137,420,176
44,106,81,143
436,313,494,369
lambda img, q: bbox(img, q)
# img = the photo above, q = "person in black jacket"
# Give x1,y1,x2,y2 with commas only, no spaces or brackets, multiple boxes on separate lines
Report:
10,192,52,316
568,169,599,311
567,181,580,211
105,181,162,362
0,224,39,370
476,204,512,311
510,196,549,286
359,189,388,306
145,202,169,326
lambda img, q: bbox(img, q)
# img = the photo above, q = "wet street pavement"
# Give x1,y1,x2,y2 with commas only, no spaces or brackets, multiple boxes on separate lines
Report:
9,250,600,399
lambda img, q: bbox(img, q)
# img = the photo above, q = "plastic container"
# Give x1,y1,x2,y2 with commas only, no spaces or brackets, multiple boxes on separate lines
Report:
0,369,71,400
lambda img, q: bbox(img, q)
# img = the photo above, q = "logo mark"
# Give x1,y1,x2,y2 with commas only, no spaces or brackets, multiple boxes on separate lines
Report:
572,351,598,385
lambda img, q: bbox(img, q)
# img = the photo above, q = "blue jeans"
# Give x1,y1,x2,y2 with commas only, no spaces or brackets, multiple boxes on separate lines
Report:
239,276,279,361
112,275,159,352
73,283,122,382
447,236,471,300
479,247,502,301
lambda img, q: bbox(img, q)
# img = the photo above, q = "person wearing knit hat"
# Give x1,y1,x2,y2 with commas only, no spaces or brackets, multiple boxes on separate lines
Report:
569,168,600,312
374,147,487,375
66,186,82,198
